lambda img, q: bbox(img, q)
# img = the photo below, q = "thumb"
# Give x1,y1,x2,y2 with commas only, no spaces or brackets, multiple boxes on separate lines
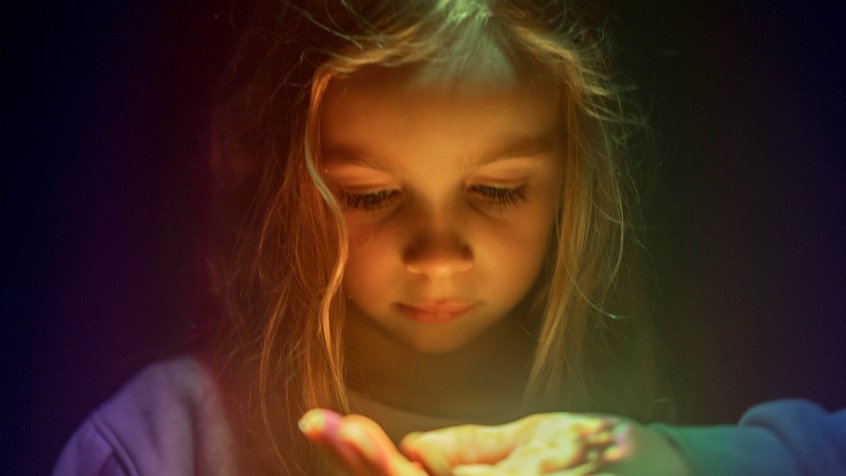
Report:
400,416,540,472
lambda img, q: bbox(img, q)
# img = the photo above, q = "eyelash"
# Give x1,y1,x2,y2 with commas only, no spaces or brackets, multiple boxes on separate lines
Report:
341,185,529,212
469,184,530,211
342,189,399,212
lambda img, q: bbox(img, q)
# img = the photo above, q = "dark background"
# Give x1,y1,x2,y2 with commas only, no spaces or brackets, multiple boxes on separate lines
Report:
6,1,844,474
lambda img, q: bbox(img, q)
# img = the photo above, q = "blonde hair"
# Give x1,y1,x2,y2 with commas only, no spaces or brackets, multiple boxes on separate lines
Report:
208,0,653,473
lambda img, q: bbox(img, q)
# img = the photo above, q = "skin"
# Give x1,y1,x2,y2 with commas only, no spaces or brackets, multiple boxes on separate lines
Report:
300,408,695,476
321,64,565,419
307,58,694,476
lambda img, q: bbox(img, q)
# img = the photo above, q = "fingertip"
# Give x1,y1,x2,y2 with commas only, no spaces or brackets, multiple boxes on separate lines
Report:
298,408,341,437
297,409,323,435
399,431,422,453
610,422,633,457
400,430,434,461
601,444,626,462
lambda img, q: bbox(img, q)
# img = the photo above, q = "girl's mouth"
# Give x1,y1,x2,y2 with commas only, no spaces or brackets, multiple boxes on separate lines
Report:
395,302,476,324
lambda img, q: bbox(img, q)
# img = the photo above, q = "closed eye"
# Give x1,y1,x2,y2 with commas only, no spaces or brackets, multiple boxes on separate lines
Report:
342,189,400,212
469,184,529,211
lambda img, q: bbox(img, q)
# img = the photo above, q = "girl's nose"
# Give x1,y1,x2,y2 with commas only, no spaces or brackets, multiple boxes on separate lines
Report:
403,233,473,278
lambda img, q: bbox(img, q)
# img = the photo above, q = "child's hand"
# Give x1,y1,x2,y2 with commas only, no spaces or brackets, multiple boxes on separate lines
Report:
299,408,428,476
400,413,694,476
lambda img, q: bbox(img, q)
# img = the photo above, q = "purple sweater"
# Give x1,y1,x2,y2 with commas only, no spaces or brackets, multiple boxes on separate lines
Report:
52,357,236,475
53,357,846,475
652,400,846,475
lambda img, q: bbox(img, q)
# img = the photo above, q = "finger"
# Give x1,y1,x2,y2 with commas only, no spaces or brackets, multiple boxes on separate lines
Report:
339,414,427,476
456,415,617,474
525,414,625,468
597,421,633,463
299,409,370,475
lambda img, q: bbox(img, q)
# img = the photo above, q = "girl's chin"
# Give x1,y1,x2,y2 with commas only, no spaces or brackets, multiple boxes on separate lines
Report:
389,325,491,356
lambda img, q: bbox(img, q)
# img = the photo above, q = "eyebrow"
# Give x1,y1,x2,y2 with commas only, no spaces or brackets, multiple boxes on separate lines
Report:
474,134,557,167
322,145,394,172
322,133,557,171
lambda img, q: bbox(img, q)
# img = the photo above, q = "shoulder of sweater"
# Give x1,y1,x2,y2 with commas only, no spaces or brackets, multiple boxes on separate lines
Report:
90,355,215,419
54,355,237,475
97,356,232,463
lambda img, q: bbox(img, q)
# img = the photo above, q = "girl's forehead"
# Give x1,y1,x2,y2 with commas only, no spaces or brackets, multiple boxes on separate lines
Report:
320,62,562,173
323,62,558,126
326,60,553,106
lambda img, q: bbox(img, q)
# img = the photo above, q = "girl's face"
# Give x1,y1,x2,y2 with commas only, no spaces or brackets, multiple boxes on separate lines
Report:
321,66,564,355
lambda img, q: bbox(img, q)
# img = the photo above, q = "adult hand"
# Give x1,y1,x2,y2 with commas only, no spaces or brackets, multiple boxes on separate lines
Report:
400,413,694,476
299,408,428,476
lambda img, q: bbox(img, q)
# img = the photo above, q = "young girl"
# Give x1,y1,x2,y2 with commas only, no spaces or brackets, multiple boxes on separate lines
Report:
53,0,671,474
